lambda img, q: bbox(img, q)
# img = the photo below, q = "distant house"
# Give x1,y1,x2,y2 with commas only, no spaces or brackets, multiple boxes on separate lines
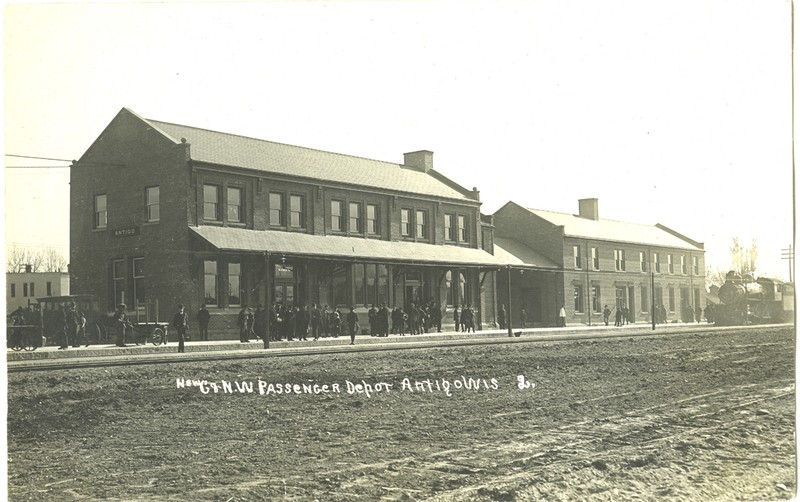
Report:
7,267,70,313
493,199,706,326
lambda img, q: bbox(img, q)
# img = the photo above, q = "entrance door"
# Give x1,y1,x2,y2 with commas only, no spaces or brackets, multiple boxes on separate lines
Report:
615,287,628,310
405,283,422,306
521,288,542,323
274,264,295,307
627,286,635,322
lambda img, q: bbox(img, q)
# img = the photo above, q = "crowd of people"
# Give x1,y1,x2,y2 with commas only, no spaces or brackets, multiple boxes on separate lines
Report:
217,301,487,346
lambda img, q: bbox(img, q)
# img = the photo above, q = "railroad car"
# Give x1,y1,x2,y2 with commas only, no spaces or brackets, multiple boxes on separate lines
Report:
714,273,790,326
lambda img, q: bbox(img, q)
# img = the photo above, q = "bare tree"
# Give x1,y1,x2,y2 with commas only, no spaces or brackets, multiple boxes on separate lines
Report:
6,246,67,273
705,267,729,289
730,238,758,278
41,248,68,272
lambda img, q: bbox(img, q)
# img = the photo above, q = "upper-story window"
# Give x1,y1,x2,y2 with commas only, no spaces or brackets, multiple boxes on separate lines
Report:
401,209,412,237
445,213,456,241
573,245,582,269
366,204,379,235
269,192,284,226
331,200,344,232
94,194,107,229
204,185,221,221
349,202,362,233
145,186,160,223
640,251,647,272
415,210,427,239
591,247,600,270
668,254,674,274
653,252,661,273
290,195,305,228
692,256,699,275
680,255,687,275
614,249,626,271
457,215,467,242
227,187,243,223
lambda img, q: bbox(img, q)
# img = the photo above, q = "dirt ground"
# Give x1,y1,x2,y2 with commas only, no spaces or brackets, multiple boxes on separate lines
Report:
6,326,796,501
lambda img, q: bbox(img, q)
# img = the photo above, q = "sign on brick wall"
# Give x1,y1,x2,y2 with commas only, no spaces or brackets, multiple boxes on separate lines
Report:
111,226,140,238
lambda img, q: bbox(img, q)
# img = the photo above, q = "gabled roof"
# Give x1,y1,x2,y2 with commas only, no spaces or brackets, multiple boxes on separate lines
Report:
191,226,505,267
145,117,476,202
492,237,559,269
526,208,702,251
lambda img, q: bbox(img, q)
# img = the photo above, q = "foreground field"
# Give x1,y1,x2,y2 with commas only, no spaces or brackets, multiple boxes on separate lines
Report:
7,327,796,501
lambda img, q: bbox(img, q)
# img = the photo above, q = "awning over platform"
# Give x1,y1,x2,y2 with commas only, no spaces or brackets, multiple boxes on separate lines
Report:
190,226,508,267
492,237,560,270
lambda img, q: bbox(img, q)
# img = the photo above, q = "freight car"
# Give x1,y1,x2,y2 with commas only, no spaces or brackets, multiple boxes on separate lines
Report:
714,273,789,326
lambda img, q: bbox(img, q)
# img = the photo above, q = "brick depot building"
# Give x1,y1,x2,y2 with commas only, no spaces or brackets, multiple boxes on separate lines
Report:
493,199,706,327
70,108,507,336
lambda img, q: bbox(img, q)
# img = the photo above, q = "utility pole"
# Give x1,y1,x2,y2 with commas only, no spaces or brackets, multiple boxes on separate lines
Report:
781,246,794,282
507,265,513,337
650,272,656,331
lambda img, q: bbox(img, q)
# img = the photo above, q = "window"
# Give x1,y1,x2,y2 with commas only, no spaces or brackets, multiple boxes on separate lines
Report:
416,210,427,239
23,283,28,297
94,194,107,229
445,214,456,241
227,187,242,223
331,200,344,232
270,192,284,226
653,253,661,273
401,209,412,237
228,263,241,306
573,245,582,269
353,263,390,307
146,186,160,222
290,195,305,228
592,285,601,313
204,185,220,221
349,202,362,233
591,247,600,270
29,283,34,297
640,286,649,312
366,204,379,235
204,261,218,305
47,281,52,296
640,251,647,272
680,255,687,275
132,258,145,305
458,215,468,242
693,256,699,275
668,254,674,274
573,285,584,313
668,287,675,312
614,249,626,271
10,284,15,298
113,259,125,305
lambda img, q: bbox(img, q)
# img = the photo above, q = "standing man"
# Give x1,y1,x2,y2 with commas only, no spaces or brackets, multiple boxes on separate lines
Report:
197,304,210,341
237,305,249,342
197,304,211,341
379,303,390,337
346,307,359,345
66,302,80,348
520,308,528,329
172,303,189,353
310,304,322,340
113,304,130,347
453,306,460,333
498,304,507,330
603,305,611,326
558,306,566,327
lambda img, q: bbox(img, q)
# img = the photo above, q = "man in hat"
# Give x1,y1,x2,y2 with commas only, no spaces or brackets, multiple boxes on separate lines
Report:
172,304,189,353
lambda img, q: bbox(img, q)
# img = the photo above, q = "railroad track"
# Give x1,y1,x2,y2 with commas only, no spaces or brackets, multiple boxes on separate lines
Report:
6,324,790,373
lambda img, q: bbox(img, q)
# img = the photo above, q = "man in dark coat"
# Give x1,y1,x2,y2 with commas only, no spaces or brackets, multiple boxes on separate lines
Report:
498,304,507,330
379,304,390,337
310,304,322,340
346,307,359,345
238,305,249,342
197,304,211,341
407,303,418,335
172,304,189,353
453,306,460,332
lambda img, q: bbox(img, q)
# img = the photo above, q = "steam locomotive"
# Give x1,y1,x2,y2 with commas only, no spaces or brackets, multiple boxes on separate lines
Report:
713,273,792,326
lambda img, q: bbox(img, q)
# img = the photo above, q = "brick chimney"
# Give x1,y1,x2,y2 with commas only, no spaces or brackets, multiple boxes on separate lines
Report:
403,150,433,173
578,198,599,220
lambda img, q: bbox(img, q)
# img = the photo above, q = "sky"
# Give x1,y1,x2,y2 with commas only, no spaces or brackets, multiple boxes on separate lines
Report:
3,0,795,281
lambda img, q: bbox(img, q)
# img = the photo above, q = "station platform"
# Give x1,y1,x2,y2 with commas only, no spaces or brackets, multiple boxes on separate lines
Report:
6,321,721,363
